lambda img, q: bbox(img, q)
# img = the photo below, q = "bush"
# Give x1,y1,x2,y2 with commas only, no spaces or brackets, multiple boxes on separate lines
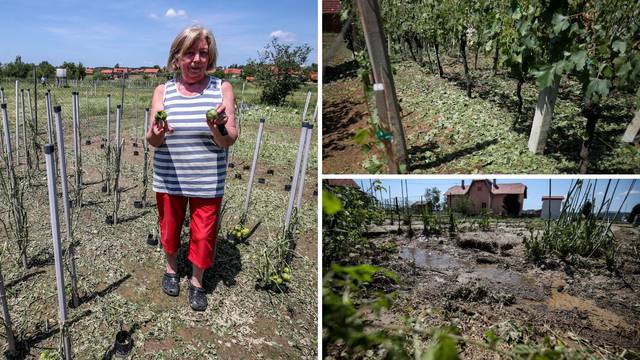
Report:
249,39,311,106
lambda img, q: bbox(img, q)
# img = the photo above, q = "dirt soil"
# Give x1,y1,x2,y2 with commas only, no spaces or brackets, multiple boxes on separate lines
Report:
364,221,640,357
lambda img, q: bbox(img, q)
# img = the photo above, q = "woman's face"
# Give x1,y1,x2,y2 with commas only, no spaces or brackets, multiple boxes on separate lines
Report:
179,37,209,83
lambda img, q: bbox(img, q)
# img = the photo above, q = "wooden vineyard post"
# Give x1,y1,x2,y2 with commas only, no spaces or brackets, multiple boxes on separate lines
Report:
528,77,560,154
43,144,73,360
241,119,266,225
355,0,408,173
53,106,80,307
621,110,640,143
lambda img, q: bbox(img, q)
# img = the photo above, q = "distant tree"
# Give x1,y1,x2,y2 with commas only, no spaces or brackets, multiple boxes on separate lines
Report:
306,63,318,71
424,187,442,211
60,61,78,79
77,62,86,80
114,63,120,68
242,62,258,79
249,38,311,105
37,61,56,79
4,55,32,78
453,196,474,216
93,71,108,81
213,69,225,79
153,65,160,69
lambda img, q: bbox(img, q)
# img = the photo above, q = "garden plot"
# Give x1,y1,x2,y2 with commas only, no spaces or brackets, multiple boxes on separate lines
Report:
0,80,318,358
363,219,640,357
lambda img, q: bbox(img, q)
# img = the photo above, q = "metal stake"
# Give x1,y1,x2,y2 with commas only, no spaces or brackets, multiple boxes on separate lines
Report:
241,118,266,222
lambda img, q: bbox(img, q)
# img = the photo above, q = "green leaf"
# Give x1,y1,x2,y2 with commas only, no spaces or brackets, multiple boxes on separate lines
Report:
570,50,587,71
616,61,632,79
612,40,627,55
322,190,342,215
585,78,610,102
353,129,369,145
423,331,459,360
532,65,556,89
552,13,569,34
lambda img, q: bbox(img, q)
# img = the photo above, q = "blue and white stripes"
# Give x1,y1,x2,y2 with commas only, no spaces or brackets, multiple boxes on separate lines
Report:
152,77,226,198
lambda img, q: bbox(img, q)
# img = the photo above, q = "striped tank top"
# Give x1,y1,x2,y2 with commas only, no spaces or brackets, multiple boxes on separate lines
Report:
152,76,226,198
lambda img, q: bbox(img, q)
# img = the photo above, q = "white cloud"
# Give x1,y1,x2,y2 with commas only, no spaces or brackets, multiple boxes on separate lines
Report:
149,13,159,20
165,8,187,18
269,30,296,42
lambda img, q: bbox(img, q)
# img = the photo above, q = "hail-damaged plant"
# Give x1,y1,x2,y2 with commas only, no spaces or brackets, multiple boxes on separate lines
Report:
323,182,384,265
524,179,636,271
447,208,458,236
253,217,297,291
0,150,29,268
421,208,442,237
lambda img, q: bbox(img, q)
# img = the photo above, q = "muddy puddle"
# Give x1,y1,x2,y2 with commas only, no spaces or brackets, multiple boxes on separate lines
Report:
399,247,468,270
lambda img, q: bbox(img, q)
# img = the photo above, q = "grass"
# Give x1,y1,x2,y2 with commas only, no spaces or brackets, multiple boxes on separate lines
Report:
0,78,318,358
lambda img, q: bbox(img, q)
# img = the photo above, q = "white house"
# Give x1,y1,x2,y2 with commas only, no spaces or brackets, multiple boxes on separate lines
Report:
541,196,564,219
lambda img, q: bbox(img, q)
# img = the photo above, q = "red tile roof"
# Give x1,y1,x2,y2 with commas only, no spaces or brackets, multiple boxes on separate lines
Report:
323,0,342,14
144,68,159,73
224,68,242,75
445,180,526,196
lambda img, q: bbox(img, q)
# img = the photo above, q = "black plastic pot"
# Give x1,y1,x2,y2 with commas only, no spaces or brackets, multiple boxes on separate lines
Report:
267,169,274,175
133,201,142,209
258,178,266,184
234,174,242,180
100,144,105,149
313,190,318,196
289,176,293,181
133,142,138,148
228,162,235,168
133,151,139,156
85,140,91,145
146,234,158,246
284,184,291,191
101,184,108,193
113,330,133,357
105,215,114,225
243,165,250,171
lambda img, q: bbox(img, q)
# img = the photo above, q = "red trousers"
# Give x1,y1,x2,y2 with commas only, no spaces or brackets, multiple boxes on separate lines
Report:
156,192,222,270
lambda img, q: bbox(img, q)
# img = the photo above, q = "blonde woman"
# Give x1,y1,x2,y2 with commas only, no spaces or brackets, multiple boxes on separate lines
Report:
146,25,237,311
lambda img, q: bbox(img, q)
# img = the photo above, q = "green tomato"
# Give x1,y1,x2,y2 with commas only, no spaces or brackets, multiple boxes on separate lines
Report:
283,267,290,274
206,108,219,122
275,276,283,285
155,110,167,123
241,229,250,237
281,273,291,282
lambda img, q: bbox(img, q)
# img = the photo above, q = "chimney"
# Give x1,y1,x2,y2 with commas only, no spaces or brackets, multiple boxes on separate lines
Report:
461,180,465,189
493,179,498,189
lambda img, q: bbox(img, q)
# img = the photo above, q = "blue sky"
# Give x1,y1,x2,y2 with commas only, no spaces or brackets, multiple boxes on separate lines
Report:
356,178,640,212
0,1,317,68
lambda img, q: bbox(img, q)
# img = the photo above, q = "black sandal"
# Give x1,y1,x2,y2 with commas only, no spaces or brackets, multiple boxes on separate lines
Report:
188,281,207,311
162,272,180,297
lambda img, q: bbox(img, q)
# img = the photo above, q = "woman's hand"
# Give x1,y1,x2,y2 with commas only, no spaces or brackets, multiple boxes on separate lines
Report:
147,84,171,148
206,104,228,133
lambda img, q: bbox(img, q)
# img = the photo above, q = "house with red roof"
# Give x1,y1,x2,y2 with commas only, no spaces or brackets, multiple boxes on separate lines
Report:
224,68,242,77
445,179,527,216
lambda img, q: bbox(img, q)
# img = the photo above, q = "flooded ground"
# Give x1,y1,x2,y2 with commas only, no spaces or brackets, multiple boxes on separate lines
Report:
365,220,640,357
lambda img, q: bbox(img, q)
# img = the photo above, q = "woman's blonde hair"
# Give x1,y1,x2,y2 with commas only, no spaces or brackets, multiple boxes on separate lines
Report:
167,25,217,71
